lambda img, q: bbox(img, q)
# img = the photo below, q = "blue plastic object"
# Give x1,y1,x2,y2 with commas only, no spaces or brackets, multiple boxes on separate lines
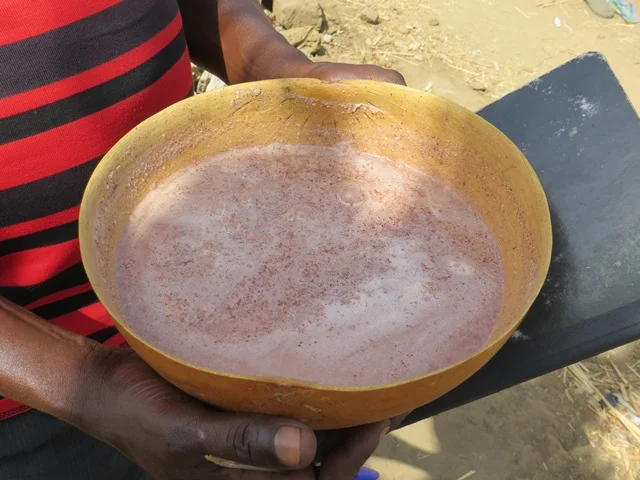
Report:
610,0,640,22
355,466,380,480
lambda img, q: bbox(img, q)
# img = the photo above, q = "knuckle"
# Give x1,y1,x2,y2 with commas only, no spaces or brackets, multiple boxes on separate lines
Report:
227,421,262,463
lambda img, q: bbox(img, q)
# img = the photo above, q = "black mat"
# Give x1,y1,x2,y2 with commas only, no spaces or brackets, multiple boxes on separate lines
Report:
408,52,640,424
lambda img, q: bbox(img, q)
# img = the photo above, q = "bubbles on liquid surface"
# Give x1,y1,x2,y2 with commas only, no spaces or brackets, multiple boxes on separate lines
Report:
448,259,473,275
337,185,365,205
117,144,503,386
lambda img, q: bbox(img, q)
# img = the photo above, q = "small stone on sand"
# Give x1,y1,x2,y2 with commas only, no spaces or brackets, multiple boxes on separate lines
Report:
360,7,380,25
470,81,488,92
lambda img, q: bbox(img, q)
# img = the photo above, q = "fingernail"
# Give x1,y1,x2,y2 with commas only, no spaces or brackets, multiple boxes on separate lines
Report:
379,422,391,441
274,426,301,467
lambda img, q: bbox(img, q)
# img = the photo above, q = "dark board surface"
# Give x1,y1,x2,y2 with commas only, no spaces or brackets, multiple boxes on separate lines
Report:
408,53,640,424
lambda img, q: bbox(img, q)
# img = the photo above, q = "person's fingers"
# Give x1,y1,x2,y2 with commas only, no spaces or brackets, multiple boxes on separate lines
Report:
316,421,390,480
333,65,406,85
314,412,411,463
305,62,407,85
389,412,411,431
356,65,406,85
314,429,347,460
194,413,317,471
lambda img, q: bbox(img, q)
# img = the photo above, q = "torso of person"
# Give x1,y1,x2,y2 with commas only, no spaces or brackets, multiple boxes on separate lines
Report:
0,0,193,420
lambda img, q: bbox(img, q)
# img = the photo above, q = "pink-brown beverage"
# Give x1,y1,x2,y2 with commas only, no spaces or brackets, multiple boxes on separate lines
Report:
116,144,504,386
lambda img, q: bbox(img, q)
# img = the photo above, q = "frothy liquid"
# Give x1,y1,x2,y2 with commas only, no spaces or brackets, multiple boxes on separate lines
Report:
116,144,503,386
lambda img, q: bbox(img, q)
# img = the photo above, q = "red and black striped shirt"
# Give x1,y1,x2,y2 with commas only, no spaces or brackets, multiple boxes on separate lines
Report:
0,0,193,420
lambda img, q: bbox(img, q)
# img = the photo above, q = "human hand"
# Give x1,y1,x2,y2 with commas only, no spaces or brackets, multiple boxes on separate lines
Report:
180,0,405,87
83,348,317,479
296,61,406,86
314,412,408,480
83,347,405,479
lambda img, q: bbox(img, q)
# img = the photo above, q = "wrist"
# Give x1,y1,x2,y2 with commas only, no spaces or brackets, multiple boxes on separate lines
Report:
71,345,130,444
74,346,176,452
0,298,118,431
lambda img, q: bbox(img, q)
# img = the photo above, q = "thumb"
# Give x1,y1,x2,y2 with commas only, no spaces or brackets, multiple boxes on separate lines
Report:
200,413,317,470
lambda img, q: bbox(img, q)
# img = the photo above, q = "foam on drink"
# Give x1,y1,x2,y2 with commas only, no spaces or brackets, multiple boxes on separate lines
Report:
116,144,504,386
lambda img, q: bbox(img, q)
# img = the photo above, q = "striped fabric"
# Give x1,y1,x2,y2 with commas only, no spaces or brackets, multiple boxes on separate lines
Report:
0,0,193,420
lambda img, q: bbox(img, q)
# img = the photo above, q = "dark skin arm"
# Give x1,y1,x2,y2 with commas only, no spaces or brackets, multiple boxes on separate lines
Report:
1,297,405,479
177,0,406,85
0,297,313,478
0,296,104,424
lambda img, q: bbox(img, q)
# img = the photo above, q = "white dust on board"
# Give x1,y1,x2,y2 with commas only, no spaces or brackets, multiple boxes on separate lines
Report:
572,95,600,119
511,330,530,342
552,95,601,139
555,126,567,137
527,78,543,91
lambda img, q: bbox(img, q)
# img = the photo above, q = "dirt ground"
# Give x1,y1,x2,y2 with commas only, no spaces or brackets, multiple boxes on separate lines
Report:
371,341,640,480
316,0,639,113
268,0,640,478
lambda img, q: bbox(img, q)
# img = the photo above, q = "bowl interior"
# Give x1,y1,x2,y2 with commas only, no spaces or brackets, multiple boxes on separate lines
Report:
80,79,551,389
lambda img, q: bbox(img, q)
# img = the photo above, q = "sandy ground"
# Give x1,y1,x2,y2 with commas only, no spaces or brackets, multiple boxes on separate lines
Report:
371,344,640,480
298,1,640,479
317,0,639,112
